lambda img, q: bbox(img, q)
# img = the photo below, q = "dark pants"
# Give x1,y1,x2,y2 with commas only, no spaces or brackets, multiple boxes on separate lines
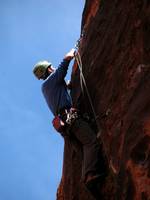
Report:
70,118,101,180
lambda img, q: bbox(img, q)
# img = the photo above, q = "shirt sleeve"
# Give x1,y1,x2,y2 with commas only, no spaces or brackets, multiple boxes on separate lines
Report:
51,59,71,83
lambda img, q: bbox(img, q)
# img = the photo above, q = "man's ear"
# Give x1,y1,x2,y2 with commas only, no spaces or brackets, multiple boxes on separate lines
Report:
47,67,54,73
47,67,51,72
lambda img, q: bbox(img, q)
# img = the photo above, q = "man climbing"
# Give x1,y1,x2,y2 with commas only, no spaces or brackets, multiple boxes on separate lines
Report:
33,49,102,188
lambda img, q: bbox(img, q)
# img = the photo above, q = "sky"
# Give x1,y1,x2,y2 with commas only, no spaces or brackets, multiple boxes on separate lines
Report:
0,1,85,199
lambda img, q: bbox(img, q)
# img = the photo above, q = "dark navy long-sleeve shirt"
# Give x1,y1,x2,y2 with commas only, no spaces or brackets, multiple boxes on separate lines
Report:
41,59,72,116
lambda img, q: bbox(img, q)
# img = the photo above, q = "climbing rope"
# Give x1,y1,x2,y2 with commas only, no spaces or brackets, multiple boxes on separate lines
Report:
74,41,102,134
74,37,116,175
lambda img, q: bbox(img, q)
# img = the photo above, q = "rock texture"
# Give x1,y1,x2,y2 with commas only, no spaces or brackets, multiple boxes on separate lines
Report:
57,0,150,199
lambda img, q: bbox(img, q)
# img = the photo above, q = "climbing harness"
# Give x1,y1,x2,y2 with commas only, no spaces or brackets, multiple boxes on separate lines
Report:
52,108,79,133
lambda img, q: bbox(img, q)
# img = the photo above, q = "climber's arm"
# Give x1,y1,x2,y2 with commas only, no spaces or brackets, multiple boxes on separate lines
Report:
52,49,75,82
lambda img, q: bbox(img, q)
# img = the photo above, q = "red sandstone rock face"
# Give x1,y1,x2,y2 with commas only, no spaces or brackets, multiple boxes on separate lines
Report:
57,1,150,199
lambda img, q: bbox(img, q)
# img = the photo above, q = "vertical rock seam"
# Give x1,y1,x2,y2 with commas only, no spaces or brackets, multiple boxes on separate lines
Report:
57,1,150,200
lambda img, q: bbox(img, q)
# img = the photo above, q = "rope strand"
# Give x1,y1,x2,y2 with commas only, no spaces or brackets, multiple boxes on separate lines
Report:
74,51,101,134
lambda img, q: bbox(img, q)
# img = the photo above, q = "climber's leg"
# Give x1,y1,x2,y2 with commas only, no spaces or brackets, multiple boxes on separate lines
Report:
71,118,101,182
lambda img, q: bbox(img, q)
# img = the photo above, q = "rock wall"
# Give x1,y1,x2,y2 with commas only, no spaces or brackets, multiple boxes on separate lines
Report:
57,1,150,199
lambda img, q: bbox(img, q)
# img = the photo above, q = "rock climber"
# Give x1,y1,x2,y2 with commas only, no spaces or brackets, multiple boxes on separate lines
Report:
33,49,102,188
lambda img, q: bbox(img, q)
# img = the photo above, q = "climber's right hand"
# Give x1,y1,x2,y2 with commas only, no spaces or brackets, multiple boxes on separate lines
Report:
64,49,76,61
